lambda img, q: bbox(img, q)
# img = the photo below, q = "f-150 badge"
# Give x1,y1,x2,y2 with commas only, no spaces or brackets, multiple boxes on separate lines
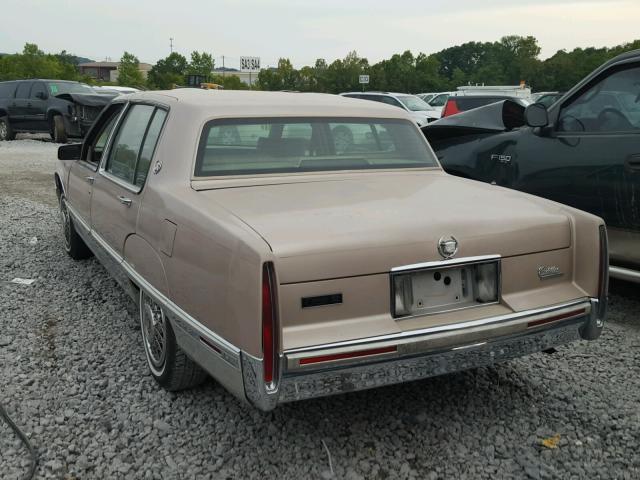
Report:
491,154,512,164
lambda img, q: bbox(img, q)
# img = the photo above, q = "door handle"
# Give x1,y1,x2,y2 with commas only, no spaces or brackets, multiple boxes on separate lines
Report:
85,176,95,184
27,102,32,107
117,196,132,207
625,154,640,173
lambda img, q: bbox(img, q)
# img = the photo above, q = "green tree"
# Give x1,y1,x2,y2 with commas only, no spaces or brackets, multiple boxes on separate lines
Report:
210,74,248,90
147,52,188,89
118,52,145,87
187,51,214,76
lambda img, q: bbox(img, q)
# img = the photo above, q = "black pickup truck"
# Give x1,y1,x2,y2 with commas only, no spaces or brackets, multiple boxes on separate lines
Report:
0,79,116,143
422,49,640,283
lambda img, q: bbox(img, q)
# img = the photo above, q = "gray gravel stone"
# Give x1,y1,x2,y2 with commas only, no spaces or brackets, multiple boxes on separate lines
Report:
1,137,639,479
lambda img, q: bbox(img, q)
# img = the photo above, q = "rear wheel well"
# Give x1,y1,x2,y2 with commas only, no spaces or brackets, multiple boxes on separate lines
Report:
0,109,7,117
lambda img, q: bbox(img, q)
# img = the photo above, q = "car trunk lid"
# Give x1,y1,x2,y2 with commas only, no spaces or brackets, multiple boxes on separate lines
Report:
196,171,571,283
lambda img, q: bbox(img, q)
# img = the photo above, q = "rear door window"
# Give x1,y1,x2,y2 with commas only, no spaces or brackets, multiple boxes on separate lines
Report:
30,82,46,99
106,105,156,184
103,104,167,188
15,82,32,99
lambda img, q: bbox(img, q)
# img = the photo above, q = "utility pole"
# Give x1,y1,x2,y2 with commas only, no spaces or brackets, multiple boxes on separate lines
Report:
169,37,174,54
222,55,225,77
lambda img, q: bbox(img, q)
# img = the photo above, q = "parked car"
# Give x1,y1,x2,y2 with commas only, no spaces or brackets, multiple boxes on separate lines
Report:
55,89,607,411
340,92,440,125
0,79,115,143
422,49,640,282
442,95,531,117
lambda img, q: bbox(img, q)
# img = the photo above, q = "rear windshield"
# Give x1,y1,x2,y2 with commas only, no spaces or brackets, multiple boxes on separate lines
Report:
194,117,437,177
48,82,94,96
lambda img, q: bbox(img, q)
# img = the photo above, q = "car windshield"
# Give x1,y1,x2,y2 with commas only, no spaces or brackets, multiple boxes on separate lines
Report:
48,82,95,96
396,95,432,111
194,117,438,177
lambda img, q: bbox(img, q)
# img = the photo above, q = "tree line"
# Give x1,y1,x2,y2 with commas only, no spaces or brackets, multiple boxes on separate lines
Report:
2,36,639,93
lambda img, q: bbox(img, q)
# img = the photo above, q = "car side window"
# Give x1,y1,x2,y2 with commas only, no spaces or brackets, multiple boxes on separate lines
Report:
0,82,17,98
105,104,156,184
30,82,46,99
15,82,32,99
134,109,167,187
558,65,640,133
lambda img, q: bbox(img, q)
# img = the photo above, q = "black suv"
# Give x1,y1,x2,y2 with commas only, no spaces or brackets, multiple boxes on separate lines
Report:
0,79,116,143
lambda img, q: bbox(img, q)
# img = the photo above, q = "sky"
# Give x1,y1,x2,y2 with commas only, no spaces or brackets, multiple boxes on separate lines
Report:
1,0,639,68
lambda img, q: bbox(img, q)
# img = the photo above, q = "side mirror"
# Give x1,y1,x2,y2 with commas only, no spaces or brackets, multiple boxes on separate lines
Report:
58,143,82,160
524,103,549,128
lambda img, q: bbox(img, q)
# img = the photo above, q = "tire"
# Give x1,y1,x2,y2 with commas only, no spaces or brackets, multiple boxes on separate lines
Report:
51,115,68,143
59,195,92,260
140,290,207,391
0,116,15,141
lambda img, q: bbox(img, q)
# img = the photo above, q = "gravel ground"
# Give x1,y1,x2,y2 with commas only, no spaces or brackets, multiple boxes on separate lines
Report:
1,138,639,479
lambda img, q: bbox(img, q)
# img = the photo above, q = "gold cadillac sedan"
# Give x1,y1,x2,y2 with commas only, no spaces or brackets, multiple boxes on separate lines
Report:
54,90,608,411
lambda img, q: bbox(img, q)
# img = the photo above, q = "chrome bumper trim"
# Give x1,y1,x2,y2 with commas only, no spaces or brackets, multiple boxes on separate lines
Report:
242,298,602,411
285,298,591,356
610,265,640,283
276,319,584,404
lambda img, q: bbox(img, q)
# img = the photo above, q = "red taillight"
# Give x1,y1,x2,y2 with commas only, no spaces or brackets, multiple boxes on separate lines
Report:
262,263,277,385
442,99,461,117
527,308,587,328
299,346,397,366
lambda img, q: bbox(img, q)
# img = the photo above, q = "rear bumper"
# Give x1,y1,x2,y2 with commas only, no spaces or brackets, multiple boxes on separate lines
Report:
242,298,602,411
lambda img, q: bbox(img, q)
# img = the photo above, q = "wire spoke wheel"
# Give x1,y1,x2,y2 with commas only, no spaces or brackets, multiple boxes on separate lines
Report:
0,121,7,140
59,198,71,251
141,293,168,375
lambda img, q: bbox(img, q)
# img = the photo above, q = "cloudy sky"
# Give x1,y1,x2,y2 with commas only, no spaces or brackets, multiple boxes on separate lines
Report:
1,0,638,68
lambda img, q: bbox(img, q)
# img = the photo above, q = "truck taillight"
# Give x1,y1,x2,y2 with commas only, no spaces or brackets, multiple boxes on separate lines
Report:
262,262,278,386
442,99,460,117
597,225,609,321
